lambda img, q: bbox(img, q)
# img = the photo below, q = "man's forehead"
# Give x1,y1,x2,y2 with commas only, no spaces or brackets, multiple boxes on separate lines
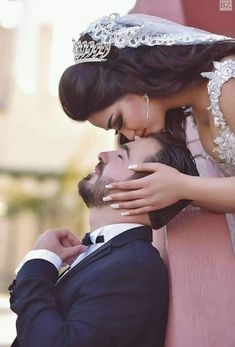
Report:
123,137,159,152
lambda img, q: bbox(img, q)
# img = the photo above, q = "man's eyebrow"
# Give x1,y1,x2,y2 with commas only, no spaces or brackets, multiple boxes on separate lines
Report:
107,114,113,130
121,144,130,159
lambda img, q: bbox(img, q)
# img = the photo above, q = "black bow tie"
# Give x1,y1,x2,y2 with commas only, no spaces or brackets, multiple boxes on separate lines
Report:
81,233,105,246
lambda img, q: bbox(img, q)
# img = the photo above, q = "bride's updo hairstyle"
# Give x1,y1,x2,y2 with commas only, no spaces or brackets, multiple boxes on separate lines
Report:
59,33,235,146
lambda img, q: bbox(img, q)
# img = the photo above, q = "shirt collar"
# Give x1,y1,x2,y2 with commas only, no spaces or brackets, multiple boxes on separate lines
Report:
89,223,144,244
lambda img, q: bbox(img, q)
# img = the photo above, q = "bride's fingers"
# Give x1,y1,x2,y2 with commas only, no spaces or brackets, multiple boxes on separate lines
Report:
105,177,146,191
110,199,148,210
103,189,146,202
120,205,155,216
128,162,162,173
105,163,163,191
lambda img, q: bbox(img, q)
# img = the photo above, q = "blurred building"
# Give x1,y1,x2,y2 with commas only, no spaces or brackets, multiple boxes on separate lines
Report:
0,0,116,293
0,1,134,345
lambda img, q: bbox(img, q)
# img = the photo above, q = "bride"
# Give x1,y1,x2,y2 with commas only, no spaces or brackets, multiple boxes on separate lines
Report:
59,13,235,346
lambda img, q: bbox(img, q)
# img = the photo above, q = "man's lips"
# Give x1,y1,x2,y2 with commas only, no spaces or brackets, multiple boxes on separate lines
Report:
94,162,103,175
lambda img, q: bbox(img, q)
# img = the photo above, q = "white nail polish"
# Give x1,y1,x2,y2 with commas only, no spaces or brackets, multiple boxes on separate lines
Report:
111,203,120,209
103,196,112,202
121,212,130,216
128,164,138,170
105,184,113,189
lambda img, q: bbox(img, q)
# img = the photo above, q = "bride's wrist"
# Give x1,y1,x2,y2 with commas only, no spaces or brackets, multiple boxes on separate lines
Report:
178,173,197,200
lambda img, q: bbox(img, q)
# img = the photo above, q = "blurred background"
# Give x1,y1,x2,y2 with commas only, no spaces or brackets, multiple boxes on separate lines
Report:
0,0,135,345
0,0,234,345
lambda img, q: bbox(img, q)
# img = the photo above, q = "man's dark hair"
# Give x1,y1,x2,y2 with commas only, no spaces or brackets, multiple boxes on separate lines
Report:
135,132,199,229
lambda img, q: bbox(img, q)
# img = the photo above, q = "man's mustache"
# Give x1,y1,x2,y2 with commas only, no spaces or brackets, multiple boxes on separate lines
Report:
83,161,104,181
95,161,104,175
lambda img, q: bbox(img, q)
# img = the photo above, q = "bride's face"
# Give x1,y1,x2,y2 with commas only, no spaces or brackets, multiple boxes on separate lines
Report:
88,94,166,141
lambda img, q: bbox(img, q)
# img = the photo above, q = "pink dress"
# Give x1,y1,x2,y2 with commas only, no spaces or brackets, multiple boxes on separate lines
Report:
153,59,235,347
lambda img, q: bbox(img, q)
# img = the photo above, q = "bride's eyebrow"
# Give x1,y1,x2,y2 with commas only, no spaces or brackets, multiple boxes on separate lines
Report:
107,114,113,130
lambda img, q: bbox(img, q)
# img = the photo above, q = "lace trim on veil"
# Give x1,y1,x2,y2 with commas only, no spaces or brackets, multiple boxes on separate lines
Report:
82,14,233,48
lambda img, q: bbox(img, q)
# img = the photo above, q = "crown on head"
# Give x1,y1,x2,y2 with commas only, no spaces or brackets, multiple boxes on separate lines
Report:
72,39,111,64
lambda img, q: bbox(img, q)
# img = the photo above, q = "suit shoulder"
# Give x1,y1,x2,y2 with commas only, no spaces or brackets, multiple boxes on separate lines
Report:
112,240,167,283
132,239,163,265
132,240,168,285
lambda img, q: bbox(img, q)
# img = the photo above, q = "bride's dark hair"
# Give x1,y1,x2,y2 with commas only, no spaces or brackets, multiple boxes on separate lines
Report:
59,34,235,145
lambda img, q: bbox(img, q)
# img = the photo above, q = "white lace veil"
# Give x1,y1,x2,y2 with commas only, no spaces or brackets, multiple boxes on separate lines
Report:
80,13,233,48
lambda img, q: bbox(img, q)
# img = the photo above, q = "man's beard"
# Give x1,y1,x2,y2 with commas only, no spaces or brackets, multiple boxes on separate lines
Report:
78,173,113,208
78,167,146,208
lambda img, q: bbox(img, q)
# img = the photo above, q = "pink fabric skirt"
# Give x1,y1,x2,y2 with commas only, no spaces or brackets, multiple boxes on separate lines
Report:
153,209,235,347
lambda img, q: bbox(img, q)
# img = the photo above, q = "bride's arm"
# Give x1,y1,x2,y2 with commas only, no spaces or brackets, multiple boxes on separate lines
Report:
183,175,235,213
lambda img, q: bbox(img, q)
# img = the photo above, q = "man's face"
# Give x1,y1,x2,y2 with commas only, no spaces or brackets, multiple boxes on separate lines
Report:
78,137,161,207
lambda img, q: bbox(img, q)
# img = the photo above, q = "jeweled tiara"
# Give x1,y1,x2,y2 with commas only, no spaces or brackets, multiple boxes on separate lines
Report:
72,39,111,64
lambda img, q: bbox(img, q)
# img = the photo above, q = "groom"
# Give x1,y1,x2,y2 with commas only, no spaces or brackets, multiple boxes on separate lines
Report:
9,133,199,347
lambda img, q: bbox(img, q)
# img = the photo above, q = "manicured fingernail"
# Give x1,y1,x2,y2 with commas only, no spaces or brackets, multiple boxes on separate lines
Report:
111,203,120,209
128,164,138,170
105,184,113,189
103,196,112,202
121,212,130,216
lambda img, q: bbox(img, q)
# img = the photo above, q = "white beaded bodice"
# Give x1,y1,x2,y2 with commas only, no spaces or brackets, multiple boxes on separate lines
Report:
201,59,235,176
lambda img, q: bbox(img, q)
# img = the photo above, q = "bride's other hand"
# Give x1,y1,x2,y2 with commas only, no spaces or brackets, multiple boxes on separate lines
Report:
103,163,186,215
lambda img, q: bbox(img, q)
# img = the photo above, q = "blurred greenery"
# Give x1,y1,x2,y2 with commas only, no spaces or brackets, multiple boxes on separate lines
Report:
0,158,88,238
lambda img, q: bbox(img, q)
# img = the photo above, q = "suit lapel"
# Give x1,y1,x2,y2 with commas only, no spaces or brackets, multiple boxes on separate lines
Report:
56,241,112,286
56,225,152,287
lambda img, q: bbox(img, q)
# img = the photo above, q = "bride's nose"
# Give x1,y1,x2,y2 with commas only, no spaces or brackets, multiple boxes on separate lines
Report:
120,128,135,141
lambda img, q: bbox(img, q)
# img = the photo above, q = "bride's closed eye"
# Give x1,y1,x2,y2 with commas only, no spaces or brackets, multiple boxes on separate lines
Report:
113,115,124,135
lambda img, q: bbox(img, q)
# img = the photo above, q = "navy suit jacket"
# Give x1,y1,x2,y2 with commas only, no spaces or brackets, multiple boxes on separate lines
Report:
9,226,169,347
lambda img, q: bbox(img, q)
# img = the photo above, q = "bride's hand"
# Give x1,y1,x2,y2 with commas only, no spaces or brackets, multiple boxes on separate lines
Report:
103,163,186,216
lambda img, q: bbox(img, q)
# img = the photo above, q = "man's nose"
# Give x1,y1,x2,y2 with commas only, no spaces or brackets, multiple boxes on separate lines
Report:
98,151,109,164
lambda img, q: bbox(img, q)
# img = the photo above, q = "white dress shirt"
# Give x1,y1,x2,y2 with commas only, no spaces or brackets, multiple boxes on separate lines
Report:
15,223,143,275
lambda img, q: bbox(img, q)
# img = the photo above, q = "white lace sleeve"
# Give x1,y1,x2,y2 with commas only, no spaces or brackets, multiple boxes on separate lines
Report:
201,59,235,175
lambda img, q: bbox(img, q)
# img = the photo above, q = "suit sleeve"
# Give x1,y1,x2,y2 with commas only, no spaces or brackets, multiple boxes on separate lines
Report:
15,249,62,274
10,259,117,347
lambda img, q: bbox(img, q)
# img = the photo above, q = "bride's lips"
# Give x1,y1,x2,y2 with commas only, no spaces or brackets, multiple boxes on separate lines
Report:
134,128,148,140
139,128,148,138
142,128,148,137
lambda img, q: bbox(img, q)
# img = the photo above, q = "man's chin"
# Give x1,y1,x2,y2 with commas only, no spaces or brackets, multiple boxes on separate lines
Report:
78,175,113,208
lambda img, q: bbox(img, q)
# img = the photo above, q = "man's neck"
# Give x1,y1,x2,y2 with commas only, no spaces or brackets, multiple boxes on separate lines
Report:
89,206,149,231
